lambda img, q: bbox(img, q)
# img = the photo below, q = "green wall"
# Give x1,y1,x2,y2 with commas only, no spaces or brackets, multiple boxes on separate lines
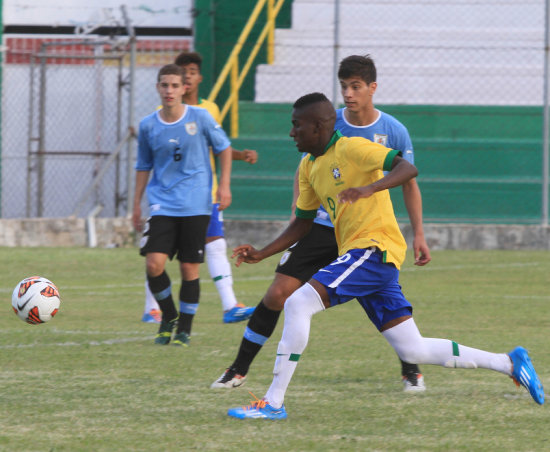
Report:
229,103,548,224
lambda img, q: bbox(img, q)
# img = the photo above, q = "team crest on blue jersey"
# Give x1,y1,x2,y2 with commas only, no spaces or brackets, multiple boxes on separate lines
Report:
373,134,388,146
185,121,198,135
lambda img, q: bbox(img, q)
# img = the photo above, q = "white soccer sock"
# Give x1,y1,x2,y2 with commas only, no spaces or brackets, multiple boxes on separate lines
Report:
205,238,238,312
382,318,512,375
264,283,325,408
144,280,160,313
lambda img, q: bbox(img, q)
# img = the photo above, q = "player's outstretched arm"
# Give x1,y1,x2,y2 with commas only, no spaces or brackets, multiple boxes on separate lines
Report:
338,156,418,204
401,178,431,266
232,217,313,267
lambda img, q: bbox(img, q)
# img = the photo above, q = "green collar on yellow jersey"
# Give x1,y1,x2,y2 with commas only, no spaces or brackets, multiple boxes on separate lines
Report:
309,130,344,161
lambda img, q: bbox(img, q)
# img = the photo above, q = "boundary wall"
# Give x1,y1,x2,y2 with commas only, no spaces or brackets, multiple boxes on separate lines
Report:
0,219,549,251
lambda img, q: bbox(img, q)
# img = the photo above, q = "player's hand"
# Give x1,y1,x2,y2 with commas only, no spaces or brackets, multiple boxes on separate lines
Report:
232,244,262,266
217,185,232,211
413,236,431,266
242,149,258,164
132,206,143,232
337,186,374,204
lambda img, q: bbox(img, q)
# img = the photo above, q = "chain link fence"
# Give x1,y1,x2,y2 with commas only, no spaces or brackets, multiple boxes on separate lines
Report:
1,34,190,219
1,0,549,225
249,0,549,224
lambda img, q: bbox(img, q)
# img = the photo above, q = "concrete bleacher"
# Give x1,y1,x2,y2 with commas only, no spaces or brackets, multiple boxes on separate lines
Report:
254,0,544,105
229,102,544,223
226,1,546,224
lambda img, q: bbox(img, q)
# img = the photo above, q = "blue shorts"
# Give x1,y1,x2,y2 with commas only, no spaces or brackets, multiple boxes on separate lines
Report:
206,203,225,238
312,248,412,331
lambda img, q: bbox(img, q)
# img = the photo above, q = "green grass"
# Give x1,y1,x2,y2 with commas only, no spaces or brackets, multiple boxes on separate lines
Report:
0,248,549,451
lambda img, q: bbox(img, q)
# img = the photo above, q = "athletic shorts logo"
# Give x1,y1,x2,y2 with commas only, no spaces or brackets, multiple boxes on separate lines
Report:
140,236,149,249
279,250,291,266
185,122,198,135
143,220,151,234
373,134,388,146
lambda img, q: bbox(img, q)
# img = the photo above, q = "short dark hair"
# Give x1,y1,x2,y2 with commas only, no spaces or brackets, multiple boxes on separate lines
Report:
174,51,202,71
293,92,330,109
338,55,377,84
157,64,185,82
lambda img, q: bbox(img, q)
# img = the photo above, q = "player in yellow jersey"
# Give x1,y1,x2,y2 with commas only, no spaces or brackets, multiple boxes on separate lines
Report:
226,93,544,419
142,52,257,325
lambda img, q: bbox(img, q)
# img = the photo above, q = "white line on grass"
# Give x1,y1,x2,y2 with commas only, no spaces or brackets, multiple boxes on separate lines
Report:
0,336,150,349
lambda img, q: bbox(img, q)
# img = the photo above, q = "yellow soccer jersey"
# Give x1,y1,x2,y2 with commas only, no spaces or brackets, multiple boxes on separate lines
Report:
295,131,407,269
196,99,222,203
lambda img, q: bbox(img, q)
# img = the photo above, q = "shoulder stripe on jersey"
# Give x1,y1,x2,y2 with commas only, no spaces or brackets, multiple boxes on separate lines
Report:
383,149,401,172
295,207,317,219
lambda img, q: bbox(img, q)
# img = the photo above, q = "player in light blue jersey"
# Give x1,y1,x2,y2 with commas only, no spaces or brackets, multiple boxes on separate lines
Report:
133,64,232,347
212,55,431,392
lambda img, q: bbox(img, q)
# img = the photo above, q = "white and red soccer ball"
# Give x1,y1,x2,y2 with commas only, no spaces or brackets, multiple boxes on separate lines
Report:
11,276,60,324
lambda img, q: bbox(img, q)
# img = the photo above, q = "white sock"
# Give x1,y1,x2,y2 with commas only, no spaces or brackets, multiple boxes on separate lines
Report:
144,280,160,313
264,283,325,408
205,238,238,312
382,318,512,375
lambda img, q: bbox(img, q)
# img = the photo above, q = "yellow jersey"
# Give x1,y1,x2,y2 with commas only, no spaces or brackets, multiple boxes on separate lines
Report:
195,99,222,203
295,131,407,269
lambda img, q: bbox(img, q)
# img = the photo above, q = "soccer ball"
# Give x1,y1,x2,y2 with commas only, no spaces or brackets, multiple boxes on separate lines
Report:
11,276,61,324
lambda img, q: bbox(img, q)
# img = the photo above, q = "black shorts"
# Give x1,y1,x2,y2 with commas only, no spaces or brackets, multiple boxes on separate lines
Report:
139,215,210,263
275,223,339,282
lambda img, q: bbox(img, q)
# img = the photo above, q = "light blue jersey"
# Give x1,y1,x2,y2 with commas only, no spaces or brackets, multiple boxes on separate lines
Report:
136,106,231,217
313,108,414,228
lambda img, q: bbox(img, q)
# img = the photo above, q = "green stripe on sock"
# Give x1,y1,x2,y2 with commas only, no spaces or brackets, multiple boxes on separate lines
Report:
289,353,301,362
212,275,223,282
452,341,459,356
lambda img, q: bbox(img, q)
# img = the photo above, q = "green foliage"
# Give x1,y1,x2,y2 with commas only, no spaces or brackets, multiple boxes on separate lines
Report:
0,248,548,451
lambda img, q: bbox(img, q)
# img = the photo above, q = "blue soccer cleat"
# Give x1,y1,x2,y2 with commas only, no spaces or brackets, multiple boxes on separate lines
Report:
141,309,161,324
509,346,545,405
223,304,255,324
228,393,287,420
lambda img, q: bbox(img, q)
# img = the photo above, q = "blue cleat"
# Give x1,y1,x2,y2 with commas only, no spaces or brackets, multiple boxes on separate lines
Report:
141,309,161,324
223,304,255,324
509,346,545,405
228,394,287,420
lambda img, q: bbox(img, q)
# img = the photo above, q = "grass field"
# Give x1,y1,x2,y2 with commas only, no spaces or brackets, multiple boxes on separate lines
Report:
0,247,549,451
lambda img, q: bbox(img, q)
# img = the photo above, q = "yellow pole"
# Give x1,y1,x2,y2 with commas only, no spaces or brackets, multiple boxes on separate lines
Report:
220,0,285,122
208,0,267,103
230,59,239,137
267,0,275,64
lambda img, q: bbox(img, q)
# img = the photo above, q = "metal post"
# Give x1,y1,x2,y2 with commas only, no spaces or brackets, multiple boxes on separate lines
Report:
37,51,47,217
121,5,136,217
543,0,550,226
331,0,340,107
26,56,36,217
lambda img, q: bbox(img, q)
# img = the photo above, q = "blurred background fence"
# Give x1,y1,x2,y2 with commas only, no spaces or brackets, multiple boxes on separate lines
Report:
1,0,549,225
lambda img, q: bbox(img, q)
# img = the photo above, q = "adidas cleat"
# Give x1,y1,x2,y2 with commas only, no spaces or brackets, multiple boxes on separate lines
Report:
509,346,545,405
172,331,190,347
402,372,426,392
223,304,255,324
228,393,287,420
154,318,176,345
211,367,247,388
